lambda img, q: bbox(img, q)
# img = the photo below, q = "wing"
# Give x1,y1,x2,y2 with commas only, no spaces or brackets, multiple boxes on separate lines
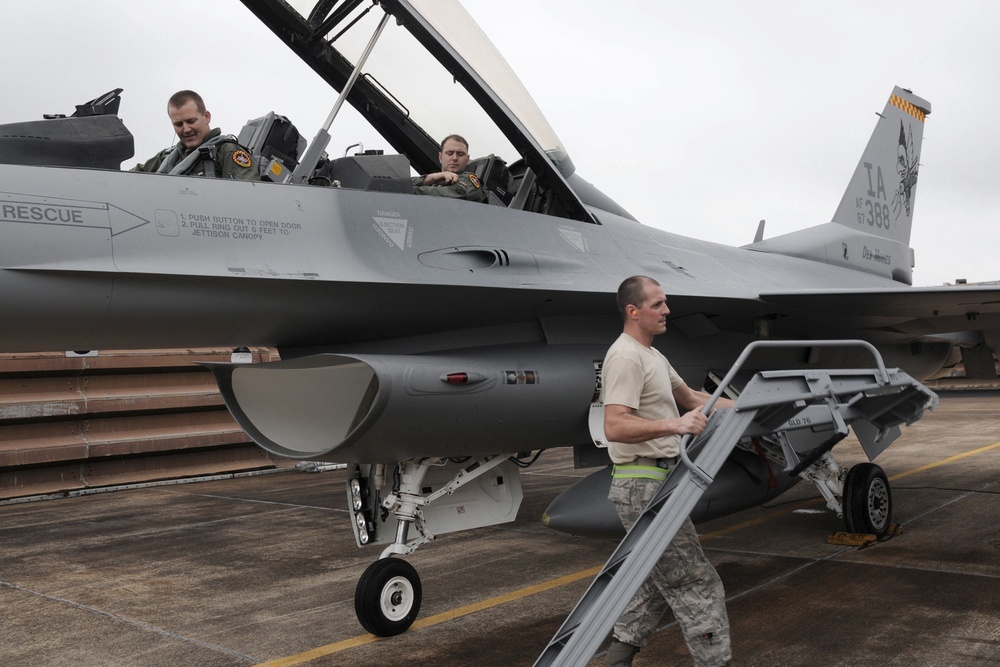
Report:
760,284,1000,341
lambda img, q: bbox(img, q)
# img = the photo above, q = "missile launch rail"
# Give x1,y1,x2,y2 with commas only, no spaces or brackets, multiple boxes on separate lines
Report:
534,340,939,667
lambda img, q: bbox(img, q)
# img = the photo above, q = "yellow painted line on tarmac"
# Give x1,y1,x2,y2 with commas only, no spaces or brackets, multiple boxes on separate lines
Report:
700,439,1000,541
252,566,602,666
410,565,601,628
254,439,1000,666
886,440,1000,482
253,633,378,667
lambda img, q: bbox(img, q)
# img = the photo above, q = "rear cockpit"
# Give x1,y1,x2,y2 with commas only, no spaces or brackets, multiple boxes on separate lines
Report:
239,0,596,222
236,107,536,210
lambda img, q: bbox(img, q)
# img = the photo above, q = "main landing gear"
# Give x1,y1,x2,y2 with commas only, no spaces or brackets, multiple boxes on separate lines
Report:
798,453,893,537
755,441,894,537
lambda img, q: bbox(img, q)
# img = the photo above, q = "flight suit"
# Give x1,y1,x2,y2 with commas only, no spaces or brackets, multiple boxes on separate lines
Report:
411,171,486,202
132,128,257,180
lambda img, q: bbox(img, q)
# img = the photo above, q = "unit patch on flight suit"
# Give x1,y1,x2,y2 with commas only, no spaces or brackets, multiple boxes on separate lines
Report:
232,150,253,168
468,173,482,189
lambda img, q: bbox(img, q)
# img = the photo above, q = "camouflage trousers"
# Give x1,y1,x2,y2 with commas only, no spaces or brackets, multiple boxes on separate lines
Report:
609,475,731,667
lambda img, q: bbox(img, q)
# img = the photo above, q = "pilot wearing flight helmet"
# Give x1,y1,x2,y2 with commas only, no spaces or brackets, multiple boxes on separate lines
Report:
411,134,486,202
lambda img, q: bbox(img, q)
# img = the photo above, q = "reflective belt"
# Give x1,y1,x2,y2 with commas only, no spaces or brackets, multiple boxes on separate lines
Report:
612,458,674,481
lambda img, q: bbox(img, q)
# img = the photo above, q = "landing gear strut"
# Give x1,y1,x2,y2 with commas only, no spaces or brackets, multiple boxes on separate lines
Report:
763,442,894,537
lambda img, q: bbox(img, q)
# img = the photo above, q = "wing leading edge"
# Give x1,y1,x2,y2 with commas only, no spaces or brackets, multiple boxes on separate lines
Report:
759,284,1000,347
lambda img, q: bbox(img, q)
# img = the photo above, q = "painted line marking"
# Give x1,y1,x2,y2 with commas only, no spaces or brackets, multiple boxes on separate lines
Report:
252,567,601,667
253,439,1000,666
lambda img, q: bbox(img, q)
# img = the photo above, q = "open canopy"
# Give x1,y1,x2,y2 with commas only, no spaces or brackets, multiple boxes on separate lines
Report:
241,0,595,222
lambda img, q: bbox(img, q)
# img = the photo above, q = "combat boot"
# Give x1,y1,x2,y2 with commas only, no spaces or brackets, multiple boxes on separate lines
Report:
606,640,640,666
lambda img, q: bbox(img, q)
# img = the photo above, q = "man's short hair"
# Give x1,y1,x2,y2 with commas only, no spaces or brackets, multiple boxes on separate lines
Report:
616,275,659,320
167,90,206,114
440,134,469,151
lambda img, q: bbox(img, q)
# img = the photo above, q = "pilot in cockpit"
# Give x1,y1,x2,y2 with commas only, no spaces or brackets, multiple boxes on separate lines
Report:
131,90,257,180
411,134,486,203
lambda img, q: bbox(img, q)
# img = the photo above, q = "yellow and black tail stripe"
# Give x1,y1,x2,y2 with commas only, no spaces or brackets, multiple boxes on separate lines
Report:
890,95,927,123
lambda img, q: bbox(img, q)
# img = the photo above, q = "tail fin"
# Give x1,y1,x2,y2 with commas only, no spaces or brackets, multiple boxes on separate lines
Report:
745,86,931,285
831,86,931,246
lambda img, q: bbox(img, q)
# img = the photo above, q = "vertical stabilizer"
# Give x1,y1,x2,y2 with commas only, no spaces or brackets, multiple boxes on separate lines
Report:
745,86,931,284
831,86,931,246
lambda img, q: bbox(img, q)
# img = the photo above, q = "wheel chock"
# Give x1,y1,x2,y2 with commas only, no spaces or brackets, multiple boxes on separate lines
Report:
828,523,904,547
827,531,877,547
881,523,904,539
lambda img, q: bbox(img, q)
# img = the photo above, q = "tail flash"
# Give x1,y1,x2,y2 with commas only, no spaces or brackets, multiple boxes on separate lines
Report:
745,86,931,285
831,86,931,247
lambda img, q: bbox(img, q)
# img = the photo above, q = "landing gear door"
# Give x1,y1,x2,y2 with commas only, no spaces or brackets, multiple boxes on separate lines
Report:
852,420,901,461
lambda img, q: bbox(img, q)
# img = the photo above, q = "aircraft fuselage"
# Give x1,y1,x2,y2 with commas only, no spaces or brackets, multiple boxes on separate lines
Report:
0,164,933,383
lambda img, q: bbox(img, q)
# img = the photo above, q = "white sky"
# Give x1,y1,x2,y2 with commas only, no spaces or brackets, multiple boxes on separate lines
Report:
3,1,997,287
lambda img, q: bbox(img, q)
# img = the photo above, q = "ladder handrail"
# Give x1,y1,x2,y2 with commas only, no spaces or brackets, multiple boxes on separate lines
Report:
676,339,887,483
703,339,889,415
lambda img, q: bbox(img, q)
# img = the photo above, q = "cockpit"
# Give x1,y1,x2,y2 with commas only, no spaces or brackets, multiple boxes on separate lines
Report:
233,0,587,219
0,1,633,224
236,108,521,208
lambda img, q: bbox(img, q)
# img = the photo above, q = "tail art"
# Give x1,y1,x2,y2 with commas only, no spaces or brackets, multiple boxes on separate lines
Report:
747,86,931,285
831,86,930,246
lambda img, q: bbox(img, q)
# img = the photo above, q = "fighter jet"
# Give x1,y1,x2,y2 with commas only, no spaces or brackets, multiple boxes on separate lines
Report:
0,0,998,638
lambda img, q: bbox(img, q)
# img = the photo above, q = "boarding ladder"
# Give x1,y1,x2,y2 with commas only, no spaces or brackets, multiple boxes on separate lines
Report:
534,340,938,667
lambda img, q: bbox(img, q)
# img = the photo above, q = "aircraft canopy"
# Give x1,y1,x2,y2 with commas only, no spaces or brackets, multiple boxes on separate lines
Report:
242,0,593,222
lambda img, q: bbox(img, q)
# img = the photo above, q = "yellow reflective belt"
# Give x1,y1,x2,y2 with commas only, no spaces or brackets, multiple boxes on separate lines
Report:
612,464,670,481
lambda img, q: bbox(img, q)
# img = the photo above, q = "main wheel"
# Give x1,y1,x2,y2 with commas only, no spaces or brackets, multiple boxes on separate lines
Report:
842,463,892,536
355,558,422,636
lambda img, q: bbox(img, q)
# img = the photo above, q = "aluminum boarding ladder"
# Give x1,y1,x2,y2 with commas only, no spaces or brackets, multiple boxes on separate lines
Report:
534,340,938,667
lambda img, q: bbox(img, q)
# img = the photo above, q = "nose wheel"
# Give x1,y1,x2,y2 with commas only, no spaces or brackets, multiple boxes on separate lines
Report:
843,462,892,536
355,558,422,636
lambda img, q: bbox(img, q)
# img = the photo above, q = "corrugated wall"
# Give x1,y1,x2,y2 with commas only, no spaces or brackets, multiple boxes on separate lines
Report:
0,348,289,500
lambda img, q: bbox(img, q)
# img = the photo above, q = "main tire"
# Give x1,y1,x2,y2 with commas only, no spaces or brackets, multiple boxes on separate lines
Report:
842,463,892,536
355,558,422,636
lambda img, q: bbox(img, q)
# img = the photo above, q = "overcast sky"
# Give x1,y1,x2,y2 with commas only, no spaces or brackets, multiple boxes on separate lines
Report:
3,1,997,287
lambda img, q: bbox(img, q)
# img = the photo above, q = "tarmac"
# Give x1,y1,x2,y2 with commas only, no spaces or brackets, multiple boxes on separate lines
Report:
1,390,998,667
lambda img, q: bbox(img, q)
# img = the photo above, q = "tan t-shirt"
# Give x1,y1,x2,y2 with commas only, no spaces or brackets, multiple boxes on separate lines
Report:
602,333,685,463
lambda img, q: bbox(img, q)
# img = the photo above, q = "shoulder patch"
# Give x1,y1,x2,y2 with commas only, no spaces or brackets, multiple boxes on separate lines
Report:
232,150,252,168
468,173,482,189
